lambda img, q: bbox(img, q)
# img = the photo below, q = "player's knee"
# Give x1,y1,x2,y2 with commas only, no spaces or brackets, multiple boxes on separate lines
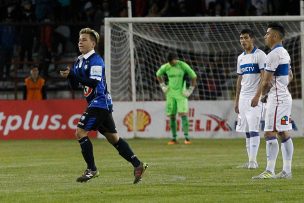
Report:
169,115,176,120
179,113,187,117
75,128,87,139
264,131,276,139
277,131,290,141
104,132,119,144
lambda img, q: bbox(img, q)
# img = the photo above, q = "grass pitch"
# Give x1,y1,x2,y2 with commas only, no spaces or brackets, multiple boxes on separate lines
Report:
1,138,304,203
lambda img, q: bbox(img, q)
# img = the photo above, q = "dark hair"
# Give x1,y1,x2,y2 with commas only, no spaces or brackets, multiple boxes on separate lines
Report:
167,53,178,62
240,29,255,38
31,64,39,69
267,23,285,38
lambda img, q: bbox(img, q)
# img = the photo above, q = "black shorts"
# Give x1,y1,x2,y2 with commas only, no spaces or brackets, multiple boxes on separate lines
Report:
77,107,117,134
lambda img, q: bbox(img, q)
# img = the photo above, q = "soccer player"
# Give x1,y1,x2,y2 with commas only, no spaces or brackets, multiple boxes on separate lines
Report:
235,29,266,169
252,23,294,179
59,28,147,183
156,53,197,145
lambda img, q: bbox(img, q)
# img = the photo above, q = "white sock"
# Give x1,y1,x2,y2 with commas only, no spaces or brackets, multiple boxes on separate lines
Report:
246,137,250,161
249,136,260,163
281,138,294,174
266,138,279,173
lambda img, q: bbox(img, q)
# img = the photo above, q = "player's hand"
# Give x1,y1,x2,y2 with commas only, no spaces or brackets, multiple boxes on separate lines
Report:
160,83,168,93
260,94,268,103
234,103,239,114
59,67,70,78
251,96,259,107
183,86,194,97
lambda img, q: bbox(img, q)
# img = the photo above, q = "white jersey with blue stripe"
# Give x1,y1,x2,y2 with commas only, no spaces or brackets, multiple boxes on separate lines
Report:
237,47,266,98
265,45,291,100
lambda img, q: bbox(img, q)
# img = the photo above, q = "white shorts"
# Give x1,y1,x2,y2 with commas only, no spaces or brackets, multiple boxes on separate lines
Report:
236,97,263,132
264,96,292,132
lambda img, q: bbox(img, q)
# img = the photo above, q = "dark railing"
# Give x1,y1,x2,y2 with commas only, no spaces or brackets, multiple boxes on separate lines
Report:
1,59,79,100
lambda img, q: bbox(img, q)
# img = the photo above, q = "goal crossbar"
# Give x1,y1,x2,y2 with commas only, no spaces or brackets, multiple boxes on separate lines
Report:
105,16,304,24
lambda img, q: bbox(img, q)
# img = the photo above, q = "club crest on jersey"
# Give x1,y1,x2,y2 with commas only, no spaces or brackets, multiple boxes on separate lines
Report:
281,115,289,125
84,86,93,97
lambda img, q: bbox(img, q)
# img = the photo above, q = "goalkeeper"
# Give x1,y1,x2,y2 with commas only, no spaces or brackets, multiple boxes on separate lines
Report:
156,53,197,145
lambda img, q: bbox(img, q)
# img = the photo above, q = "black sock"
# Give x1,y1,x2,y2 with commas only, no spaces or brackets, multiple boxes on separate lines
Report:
113,138,141,167
78,136,97,171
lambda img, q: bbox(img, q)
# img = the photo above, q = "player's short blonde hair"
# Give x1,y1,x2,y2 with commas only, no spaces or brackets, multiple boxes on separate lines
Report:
79,27,100,44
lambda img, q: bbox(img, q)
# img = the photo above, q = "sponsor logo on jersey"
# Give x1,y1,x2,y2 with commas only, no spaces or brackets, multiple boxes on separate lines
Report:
123,109,151,132
84,86,93,97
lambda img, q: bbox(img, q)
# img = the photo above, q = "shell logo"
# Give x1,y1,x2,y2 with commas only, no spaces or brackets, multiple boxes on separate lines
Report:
123,109,151,132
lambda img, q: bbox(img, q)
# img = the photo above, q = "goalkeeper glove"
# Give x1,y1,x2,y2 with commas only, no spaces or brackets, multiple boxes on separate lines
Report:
160,83,168,93
183,86,194,97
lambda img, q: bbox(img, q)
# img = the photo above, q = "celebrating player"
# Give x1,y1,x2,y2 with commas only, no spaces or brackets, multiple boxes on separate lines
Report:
235,29,266,169
60,27,147,184
156,53,197,145
252,23,294,179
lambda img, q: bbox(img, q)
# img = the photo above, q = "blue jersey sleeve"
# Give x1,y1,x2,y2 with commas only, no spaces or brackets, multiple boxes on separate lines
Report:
67,68,80,90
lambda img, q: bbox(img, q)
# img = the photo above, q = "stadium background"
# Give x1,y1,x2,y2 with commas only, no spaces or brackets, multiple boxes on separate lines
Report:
0,0,301,139
1,1,304,203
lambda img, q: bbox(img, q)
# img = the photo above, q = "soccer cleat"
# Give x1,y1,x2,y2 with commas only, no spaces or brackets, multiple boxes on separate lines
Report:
273,170,292,179
252,170,274,179
248,161,259,169
168,139,178,145
76,169,99,182
184,139,191,144
133,162,148,184
236,162,249,169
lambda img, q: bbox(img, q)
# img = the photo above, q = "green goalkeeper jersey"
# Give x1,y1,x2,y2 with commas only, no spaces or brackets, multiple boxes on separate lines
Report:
156,60,197,96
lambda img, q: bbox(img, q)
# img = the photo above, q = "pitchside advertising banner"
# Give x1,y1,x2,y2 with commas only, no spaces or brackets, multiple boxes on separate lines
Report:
0,100,302,139
0,100,97,139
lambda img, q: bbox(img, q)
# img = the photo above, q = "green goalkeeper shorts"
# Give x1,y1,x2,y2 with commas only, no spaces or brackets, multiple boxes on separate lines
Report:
165,95,188,115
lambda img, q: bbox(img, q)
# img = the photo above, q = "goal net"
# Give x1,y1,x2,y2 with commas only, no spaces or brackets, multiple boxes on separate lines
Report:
105,16,303,102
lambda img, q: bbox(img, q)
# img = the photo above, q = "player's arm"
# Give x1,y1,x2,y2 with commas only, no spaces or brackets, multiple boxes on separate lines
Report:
251,70,264,107
73,64,102,89
156,75,164,83
156,65,168,93
59,66,70,78
235,56,242,113
260,53,278,103
288,68,293,84
186,63,197,88
251,52,266,107
190,76,197,88
182,62,197,97
59,66,82,90
260,71,273,103
78,64,102,88
235,75,242,113
61,67,80,90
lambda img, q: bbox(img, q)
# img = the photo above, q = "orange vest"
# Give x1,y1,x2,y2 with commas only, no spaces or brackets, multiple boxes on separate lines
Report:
25,77,45,100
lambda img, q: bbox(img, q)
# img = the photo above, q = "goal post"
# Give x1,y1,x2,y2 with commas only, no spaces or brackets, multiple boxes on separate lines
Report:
104,16,304,136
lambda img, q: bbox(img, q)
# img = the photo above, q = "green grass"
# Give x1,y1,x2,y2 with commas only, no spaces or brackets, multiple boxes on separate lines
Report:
1,138,304,203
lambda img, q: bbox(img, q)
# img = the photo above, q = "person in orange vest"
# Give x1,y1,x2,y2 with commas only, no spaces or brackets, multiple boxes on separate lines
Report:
23,65,47,100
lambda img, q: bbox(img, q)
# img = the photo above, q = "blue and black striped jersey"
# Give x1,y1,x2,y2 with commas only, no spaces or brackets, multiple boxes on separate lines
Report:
68,50,112,111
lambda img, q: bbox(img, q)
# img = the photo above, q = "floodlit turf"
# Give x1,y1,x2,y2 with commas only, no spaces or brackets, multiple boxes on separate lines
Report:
1,138,304,203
